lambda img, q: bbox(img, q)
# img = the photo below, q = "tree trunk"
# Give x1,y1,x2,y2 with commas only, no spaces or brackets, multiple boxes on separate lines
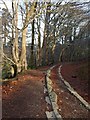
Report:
36,17,41,67
0,16,3,81
30,19,35,68
12,0,20,73
42,2,51,65
20,28,27,71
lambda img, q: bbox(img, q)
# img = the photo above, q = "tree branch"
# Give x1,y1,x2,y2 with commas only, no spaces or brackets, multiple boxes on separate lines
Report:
3,53,15,65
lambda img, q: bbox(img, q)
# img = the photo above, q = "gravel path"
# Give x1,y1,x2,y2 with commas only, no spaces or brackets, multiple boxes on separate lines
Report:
2,69,48,119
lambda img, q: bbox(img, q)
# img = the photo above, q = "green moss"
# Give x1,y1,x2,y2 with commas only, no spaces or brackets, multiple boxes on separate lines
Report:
2,62,12,79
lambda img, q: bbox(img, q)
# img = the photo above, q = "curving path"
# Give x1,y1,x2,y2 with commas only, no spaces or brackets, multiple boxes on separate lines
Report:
2,65,90,119
47,64,89,119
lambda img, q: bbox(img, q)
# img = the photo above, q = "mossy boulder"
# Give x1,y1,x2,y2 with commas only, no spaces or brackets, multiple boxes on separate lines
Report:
2,62,14,79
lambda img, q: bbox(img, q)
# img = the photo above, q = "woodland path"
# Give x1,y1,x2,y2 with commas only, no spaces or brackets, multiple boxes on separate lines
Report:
2,64,89,119
2,68,48,119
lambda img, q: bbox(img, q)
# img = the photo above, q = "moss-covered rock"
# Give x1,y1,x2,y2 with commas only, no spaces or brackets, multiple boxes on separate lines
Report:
2,62,14,79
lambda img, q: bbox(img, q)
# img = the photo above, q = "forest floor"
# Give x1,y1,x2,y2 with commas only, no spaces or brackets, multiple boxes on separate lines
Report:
1,61,89,119
61,61,90,104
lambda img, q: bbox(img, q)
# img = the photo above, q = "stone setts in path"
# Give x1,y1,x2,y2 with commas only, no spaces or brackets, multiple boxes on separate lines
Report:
45,66,62,120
